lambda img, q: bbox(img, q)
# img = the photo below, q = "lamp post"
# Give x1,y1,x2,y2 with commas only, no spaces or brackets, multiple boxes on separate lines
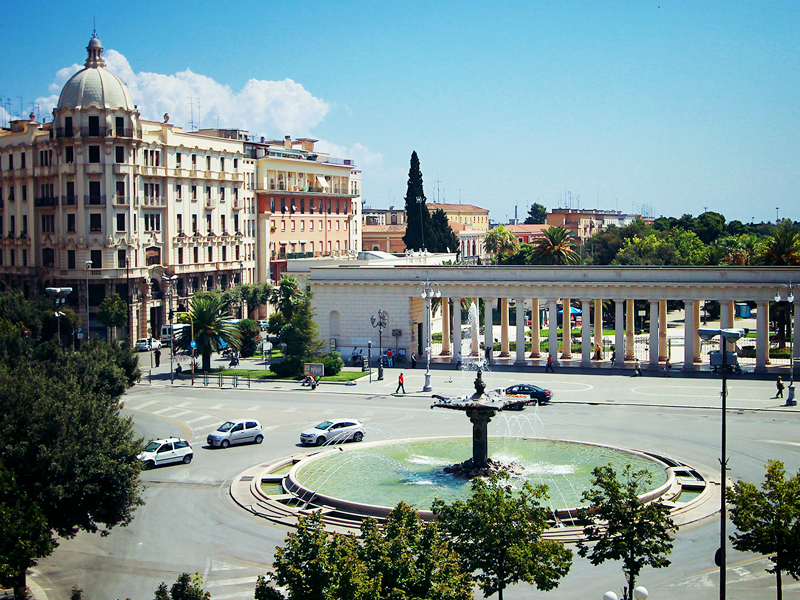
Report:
774,282,795,403
371,309,387,381
125,256,131,339
239,261,245,319
420,280,441,392
84,260,93,342
162,275,177,383
45,287,73,345
697,326,745,600
416,195,425,251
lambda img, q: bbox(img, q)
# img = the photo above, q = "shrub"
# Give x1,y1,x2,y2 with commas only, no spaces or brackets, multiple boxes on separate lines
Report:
322,351,344,376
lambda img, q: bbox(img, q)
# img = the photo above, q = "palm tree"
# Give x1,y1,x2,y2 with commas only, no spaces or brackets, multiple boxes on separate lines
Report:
178,296,241,371
528,226,582,265
269,276,305,321
484,225,519,259
760,225,800,266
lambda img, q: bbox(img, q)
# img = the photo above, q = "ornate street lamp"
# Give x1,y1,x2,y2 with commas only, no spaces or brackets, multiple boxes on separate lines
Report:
775,282,795,403
697,326,745,600
371,309,387,381
162,275,178,383
84,260,93,342
45,287,72,346
420,280,441,392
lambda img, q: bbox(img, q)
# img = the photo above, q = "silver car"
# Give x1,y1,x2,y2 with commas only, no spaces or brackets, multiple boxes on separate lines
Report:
207,419,264,448
300,418,364,446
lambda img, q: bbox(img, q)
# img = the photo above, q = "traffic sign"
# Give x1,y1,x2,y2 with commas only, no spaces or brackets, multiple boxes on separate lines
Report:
190,340,197,349
77,327,84,333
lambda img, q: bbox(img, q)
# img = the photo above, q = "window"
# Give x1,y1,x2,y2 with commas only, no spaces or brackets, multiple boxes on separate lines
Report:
145,246,160,266
116,213,126,232
206,213,212,233
233,214,239,233
21,185,26,201
328,220,332,231
20,152,26,168
178,247,184,264
221,215,226,232
235,245,240,260
175,184,182,200
144,214,161,231
22,249,27,266
88,116,100,136
10,216,15,236
116,116,124,136
41,214,55,233
222,246,227,261
116,181,125,203
205,186,211,199
208,247,213,262
205,156,211,170
9,249,15,266
64,116,73,136
117,249,126,268
90,249,102,269
192,215,198,233
233,158,238,169
176,152,182,167
219,186,225,201
193,247,199,263
88,146,100,163
191,185,197,200
65,146,74,163
67,249,75,269
220,157,225,171
67,213,76,232
7,186,14,202
7,155,13,170
177,214,183,232
191,154,197,167
310,220,314,231
291,221,295,232
22,215,27,236
89,214,102,232
66,181,75,203
115,146,124,163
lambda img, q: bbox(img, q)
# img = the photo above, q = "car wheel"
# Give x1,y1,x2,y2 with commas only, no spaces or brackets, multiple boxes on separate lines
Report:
183,454,193,464
315,436,326,446
353,432,363,443
220,440,230,449
255,434,264,444
144,460,155,470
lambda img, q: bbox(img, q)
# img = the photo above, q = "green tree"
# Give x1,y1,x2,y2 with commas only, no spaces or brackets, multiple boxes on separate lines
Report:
527,226,581,265
428,208,459,254
484,224,519,259
524,202,547,224
693,211,727,244
433,473,572,600
273,295,324,378
237,318,260,357
269,276,305,322
402,151,431,251
577,464,677,600
153,573,211,600
97,294,128,339
728,460,800,600
177,296,241,371
759,223,800,265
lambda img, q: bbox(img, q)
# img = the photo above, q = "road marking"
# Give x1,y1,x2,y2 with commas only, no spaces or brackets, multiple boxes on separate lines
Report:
176,402,192,407
761,439,800,447
210,559,249,571
282,407,297,412
209,404,226,410
152,407,175,415
185,415,217,424
170,410,193,418
245,405,260,411
206,576,260,588
127,400,158,410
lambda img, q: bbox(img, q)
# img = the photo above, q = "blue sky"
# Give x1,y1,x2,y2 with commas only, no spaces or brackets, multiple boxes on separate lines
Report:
2,1,798,224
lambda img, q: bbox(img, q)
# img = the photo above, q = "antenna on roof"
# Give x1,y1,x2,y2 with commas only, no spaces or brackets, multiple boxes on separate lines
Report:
93,17,96,37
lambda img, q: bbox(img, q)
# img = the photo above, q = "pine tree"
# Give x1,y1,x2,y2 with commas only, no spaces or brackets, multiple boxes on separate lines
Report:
429,208,459,254
402,151,431,251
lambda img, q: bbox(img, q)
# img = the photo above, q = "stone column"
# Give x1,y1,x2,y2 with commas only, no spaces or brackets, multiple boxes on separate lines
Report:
256,209,269,287
756,300,769,371
659,300,668,361
614,300,624,365
683,300,695,371
593,299,603,357
548,299,559,365
581,299,592,365
561,298,572,359
453,297,463,359
649,300,659,367
720,300,731,352
471,299,480,356
726,300,737,352
441,298,451,357
530,298,541,358
484,298,494,364
515,297,526,364
625,299,635,360
693,300,702,363
500,298,510,357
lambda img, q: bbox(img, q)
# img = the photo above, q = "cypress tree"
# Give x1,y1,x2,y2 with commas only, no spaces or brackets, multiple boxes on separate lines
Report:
402,151,430,251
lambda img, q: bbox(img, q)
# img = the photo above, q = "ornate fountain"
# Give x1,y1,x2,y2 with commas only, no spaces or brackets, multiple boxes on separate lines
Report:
431,368,538,476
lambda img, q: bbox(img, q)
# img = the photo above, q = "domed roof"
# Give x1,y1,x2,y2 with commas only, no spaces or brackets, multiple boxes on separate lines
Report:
57,35,134,111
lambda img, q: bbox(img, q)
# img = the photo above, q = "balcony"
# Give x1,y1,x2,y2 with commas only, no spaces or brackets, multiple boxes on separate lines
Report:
80,127,109,137
55,127,75,138
84,195,106,206
113,195,130,206
204,198,217,210
115,128,136,138
35,196,59,208
142,196,167,207
61,195,77,206
232,198,244,210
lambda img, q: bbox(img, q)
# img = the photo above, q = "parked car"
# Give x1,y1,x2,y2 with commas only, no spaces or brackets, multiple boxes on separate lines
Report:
258,319,269,331
207,419,264,448
135,337,162,352
300,418,364,446
504,384,553,406
138,437,193,469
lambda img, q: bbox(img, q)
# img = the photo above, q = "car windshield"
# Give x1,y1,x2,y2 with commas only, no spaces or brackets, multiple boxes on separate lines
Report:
137,339,147,344
217,421,235,432
143,441,161,452
315,421,334,430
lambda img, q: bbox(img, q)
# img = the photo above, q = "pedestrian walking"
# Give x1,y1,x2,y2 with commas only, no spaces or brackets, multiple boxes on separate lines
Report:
154,347,161,367
634,358,643,377
411,352,417,369
776,376,785,398
395,372,406,394
664,358,672,377
545,354,554,373
610,350,616,365
456,351,462,370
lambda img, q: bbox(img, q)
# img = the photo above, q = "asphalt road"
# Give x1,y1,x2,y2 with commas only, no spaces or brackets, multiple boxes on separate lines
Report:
30,367,800,600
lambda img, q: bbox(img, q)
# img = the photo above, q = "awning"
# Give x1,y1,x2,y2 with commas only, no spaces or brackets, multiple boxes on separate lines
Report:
316,176,329,188
558,307,582,315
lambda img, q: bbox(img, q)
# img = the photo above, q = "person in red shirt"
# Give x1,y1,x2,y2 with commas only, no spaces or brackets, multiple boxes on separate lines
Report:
395,372,406,394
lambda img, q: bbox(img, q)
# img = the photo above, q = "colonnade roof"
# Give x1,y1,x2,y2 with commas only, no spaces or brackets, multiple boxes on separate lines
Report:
307,265,800,303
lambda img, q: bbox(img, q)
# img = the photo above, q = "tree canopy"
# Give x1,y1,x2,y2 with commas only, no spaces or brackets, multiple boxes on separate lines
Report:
428,208,460,254
524,202,547,224
402,151,431,252
97,293,128,336
177,296,241,371
484,224,519,259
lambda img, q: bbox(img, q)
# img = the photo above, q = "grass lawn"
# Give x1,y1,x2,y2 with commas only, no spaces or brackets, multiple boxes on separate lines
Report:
219,368,366,382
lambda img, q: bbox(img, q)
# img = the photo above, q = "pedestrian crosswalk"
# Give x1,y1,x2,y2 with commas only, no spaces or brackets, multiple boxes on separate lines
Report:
202,557,271,600
666,557,773,588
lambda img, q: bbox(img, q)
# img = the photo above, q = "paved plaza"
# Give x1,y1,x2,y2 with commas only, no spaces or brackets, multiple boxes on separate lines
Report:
29,361,800,600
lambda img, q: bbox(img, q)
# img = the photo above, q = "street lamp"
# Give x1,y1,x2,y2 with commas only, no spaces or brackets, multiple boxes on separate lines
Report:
416,195,425,251
697,326,745,600
162,274,178,383
371,309,388,381
774,282,795,404
45,287,73,345
84,260,93,342
420,280,441,392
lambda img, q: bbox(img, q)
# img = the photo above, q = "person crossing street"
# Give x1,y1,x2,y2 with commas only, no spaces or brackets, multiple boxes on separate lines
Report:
395,372,406,394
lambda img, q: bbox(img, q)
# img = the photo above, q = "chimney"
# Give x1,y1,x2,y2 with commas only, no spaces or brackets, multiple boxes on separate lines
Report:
284,135,291,149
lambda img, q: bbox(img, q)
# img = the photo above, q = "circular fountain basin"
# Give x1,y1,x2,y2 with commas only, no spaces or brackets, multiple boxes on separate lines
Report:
284,437,673,520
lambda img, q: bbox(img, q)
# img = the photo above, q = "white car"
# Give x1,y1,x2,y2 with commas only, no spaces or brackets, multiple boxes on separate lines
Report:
138,437,193,469
135,337,162,352
258,319,269,331
300,419,364,446
207,419,264,448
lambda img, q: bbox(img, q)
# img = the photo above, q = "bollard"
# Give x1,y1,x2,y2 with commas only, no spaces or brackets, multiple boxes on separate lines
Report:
218,371,223,387
247,374,251,388
203,371,209,387
233,374,238,388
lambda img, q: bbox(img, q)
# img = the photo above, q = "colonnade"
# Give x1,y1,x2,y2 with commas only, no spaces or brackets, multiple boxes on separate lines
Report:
427,296,800,372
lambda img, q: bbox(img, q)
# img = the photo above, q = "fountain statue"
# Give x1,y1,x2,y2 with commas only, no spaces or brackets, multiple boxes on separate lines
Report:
431,367,538,476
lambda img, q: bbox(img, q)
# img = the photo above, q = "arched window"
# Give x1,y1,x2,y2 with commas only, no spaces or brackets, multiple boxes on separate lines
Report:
145,246,161,266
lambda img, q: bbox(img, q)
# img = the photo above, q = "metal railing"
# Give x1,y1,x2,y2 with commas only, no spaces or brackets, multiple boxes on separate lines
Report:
35,196,59,207
84,195,106,206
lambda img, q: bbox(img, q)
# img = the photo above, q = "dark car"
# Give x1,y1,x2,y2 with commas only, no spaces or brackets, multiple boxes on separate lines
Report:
504,384,553,406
